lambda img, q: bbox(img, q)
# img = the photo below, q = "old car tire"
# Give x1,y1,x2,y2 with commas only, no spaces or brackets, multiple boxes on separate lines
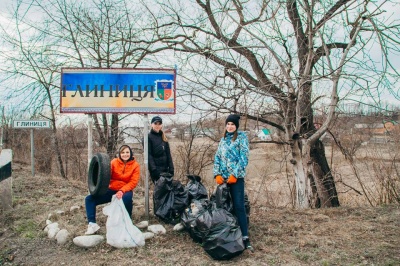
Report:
88,153,111,196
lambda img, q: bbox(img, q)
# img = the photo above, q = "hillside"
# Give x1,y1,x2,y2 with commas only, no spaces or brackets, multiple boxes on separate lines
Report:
0,162,399,266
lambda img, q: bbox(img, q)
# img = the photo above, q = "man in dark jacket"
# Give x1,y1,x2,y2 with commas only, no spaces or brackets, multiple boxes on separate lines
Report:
148,116,174,183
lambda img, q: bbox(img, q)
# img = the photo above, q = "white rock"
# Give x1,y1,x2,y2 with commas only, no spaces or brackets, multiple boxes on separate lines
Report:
136,221,149,229
147,224,166,234
70,205,80,212
143,232,154,240
56,229,70,245
48,227,60,239
46,220,52,225
56,210,65,215
173,223,185,231
44,222,59,233
73,235,105,248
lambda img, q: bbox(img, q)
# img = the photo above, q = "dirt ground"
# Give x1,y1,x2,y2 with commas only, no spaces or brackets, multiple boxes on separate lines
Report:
1,156,399,265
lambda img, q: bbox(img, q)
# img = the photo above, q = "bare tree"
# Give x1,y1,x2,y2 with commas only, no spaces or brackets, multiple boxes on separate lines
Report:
174,118,216,178
0,0,170,162
144,0,400,208
32,0,169,156
0,1,67,177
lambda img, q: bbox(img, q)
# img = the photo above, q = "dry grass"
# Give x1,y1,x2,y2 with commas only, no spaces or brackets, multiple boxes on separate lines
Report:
1,143,400,265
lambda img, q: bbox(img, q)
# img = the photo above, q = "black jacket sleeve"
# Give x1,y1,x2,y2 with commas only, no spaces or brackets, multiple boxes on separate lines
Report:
148,135,157,173
166,142,174,175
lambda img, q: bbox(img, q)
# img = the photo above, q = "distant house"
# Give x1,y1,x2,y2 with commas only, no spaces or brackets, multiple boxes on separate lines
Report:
171,128,178,136
379,121,399,134
183,126,216,138
257,128,272,141
353,121,399,144
354,121,399,135
198,127,216,138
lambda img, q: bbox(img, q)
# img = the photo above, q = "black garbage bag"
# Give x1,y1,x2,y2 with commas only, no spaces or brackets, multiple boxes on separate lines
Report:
180,198,209,243
210,183,251,224
210,183,233,212
153,173,190,225
181,183,247,260
186,174,208,201
196,203,244,260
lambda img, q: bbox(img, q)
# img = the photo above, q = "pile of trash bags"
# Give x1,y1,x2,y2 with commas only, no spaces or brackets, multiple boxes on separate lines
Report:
153,173,250,260
153,173,189,225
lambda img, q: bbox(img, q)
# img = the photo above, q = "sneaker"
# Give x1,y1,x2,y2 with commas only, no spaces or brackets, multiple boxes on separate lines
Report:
85,222,100,235
243,238,255,253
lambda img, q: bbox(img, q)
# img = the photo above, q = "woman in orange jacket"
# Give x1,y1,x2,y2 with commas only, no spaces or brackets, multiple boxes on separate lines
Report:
84,145,140,235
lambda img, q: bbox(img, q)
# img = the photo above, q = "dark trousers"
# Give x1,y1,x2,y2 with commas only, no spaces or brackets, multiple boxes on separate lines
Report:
85,189,133,223
229,178,248,237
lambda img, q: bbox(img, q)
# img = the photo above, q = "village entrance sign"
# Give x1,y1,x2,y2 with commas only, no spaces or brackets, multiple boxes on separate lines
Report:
61,68,177,218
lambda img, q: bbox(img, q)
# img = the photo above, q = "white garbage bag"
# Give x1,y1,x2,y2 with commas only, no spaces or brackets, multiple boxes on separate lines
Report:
103,195,145,248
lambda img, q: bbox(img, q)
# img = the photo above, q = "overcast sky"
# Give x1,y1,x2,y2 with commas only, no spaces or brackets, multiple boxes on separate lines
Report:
0,0,399,121
0,0,13,29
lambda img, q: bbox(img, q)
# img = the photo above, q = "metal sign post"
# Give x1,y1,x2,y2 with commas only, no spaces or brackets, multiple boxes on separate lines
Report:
143,114,149,220
87,114,93,166
13,120,51,177
30,129,34,176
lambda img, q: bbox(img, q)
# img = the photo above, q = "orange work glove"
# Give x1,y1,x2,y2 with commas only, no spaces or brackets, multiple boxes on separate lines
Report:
227,174,237,184
116,190,124,199
215,175,224,185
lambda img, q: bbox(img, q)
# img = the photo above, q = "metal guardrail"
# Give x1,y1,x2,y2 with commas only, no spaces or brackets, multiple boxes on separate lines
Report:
0,149,12,182
0,149,13,211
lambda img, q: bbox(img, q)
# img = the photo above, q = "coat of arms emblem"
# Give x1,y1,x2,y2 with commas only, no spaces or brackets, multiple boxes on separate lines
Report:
155,80,174,101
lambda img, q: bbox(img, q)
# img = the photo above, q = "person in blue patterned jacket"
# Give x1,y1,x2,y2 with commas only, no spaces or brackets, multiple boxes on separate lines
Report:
213,114,254,252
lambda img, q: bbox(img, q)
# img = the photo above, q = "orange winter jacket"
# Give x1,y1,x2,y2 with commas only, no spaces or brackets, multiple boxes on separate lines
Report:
109,157,140,193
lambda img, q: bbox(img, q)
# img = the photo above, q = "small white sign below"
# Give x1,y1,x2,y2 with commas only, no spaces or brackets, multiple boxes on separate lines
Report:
13,120,51,129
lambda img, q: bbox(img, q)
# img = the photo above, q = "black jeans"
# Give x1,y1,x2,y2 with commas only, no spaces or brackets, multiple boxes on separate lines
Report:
229,178,248,237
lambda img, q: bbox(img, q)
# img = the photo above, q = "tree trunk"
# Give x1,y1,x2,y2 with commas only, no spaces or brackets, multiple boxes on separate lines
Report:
310,140,340,208
292,138,339,208
52,126,66,179
107,114,119,158
292,141,310,208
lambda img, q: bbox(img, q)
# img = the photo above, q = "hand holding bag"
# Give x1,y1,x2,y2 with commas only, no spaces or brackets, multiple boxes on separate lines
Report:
103,195,145,248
